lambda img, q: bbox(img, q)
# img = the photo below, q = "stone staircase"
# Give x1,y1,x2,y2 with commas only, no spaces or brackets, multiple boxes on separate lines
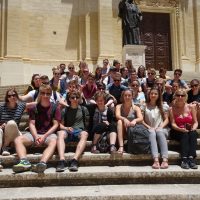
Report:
1,81,200,199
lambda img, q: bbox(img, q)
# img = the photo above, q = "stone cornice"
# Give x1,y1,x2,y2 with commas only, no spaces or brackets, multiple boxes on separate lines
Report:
136,0,179,7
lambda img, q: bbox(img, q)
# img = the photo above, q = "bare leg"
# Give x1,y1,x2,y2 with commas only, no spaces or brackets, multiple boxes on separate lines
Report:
14,135,33,159
117,120,124,152
40,138,57,163
57,130,67,160
73,131,88,160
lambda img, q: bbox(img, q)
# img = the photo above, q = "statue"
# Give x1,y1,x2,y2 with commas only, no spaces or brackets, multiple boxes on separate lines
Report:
118,0,142,46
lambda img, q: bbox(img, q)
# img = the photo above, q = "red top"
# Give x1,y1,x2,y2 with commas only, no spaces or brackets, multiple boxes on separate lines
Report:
174,112,193,128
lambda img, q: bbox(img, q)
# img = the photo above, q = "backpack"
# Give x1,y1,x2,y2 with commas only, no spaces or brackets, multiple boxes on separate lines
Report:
96,132,110,153
127,124,151,154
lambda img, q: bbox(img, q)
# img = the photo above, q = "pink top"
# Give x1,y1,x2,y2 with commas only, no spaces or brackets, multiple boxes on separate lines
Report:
174,112,193,128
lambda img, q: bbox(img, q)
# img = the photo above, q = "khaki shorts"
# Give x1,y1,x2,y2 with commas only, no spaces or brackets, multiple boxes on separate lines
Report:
23,132,57,145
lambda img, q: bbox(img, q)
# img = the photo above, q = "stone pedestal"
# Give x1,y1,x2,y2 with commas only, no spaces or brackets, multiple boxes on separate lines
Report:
122,45,146,69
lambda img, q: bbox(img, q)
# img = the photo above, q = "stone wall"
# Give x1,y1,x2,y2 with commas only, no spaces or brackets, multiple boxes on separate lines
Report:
0,0,199,86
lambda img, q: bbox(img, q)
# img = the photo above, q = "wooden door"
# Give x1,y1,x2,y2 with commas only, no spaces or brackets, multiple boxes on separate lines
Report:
140,12,172,70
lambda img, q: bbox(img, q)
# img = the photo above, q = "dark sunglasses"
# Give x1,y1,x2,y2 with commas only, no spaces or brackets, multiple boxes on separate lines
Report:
69,67,74,70
70,96,79,100
42,82,49,85
174,73,181,76
114,79,121,82
176,94,186,97
191,84,199,88
8,94,16,98
148,72,155,75
40,92,51,96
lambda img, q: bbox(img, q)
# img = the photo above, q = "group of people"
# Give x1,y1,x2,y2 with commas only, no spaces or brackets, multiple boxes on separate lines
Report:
0,59,199,173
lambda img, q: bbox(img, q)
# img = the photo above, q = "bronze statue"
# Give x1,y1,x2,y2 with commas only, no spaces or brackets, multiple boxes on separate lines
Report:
118,0,142,45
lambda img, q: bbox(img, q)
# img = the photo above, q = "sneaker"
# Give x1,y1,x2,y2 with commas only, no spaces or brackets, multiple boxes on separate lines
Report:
12,159,31,173
56,160,66,172
32,162,47,173
188,158,198,169
68,159,78,172
181,158,190,169
0,161,3,171
2,147,10,156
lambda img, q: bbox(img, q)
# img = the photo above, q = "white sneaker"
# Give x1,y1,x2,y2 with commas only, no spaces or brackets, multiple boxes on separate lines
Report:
2,147,10,156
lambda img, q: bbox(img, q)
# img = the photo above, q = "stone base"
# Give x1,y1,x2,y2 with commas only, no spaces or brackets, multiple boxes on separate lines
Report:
122,45,146,69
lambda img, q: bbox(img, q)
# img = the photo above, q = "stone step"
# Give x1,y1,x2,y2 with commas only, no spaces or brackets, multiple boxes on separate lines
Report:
0,150,199,169
1,165,200,188
1,184,200,200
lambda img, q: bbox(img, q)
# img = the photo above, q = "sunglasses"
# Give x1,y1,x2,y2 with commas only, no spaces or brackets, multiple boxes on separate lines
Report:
69,67,74,70
114,80,121,82
148,72,155,75
8,94,16,98
191,84,199,88
176,94,186,97
174,73,181,76
70,96,79,100
40,92,51,96
42,82,49,85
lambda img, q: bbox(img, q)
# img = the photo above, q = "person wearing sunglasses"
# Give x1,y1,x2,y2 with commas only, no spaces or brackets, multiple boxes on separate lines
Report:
169,89,198,169
13,84,61,173
187,79,200,128
107,73,127,105
0,88,33,158
141,68,157,95
56,91,89,172
62,63,78,85
165,69,189,91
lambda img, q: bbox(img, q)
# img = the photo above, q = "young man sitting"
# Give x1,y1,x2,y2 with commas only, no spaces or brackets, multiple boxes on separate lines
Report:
12,84,61,173
56,91,89,172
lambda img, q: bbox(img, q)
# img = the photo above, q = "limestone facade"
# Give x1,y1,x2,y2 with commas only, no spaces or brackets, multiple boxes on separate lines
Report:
0,0,199,86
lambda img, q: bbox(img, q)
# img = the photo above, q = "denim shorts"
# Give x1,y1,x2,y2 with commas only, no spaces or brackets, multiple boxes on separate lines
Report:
64,129,82,142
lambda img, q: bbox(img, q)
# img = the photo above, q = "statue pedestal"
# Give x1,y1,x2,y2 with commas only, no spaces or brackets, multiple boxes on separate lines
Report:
122,45,146,69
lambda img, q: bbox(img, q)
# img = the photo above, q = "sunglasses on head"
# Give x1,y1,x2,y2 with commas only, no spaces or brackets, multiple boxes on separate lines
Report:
8,94,16,98
176,94,185,97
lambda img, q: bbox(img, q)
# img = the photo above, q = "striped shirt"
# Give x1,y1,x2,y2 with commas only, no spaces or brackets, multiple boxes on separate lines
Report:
0,102,26,125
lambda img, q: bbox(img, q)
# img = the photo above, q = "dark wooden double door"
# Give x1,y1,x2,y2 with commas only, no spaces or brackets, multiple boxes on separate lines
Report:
140,12,172,70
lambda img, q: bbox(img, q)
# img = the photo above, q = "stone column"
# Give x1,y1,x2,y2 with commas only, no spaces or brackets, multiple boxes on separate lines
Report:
0,0,7,59
193,0,200,71
97,0,114,63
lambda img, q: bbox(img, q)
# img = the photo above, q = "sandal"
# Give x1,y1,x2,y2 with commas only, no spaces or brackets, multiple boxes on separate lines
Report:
91,145,100,154
152,161,160,169
110,144,117,154
117,146,124,154
160,161,169,169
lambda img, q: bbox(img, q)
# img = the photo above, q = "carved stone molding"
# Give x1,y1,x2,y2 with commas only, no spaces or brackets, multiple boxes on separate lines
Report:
136,0,180,17
136,0,179,7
